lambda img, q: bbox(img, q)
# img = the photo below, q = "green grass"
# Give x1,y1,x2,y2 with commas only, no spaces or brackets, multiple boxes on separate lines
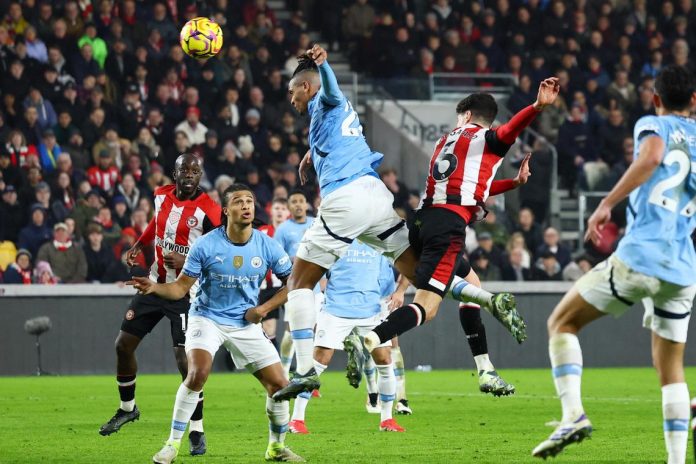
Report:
0,368,693,463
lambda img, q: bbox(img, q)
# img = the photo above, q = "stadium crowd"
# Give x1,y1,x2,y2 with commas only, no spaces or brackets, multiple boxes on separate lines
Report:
0,0,692,284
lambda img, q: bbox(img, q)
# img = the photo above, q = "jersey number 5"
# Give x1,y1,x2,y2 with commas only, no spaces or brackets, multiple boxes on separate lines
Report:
341,101,363,137
648,148,696,217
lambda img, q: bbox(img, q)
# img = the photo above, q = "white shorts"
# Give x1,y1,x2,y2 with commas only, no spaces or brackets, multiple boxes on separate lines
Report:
314,308,392,350
296,175,410,269
185,316,280,373
576,254,696,343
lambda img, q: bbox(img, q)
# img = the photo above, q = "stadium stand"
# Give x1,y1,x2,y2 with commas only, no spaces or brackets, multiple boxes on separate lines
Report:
0,0,693,284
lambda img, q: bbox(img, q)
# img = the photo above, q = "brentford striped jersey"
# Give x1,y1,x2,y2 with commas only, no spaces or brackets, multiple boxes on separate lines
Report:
421,123,513,222
139,185,221,286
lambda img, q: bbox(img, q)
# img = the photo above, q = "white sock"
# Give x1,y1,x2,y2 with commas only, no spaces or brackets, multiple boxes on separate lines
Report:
662,382,689,464
549,333,584,423
189,420,204,433
279,331,295,376
266,396,289,445
474,354,495,373
392,347,406,402
364,356,378,395
168,384,201,442
449,276,493,306
291,360,327,422
120,399,135,412
287,289,317,375
364,331,380,353
376,363,396,422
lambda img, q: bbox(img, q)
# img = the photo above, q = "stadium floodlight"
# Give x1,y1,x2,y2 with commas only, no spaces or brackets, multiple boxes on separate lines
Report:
24,316,53,376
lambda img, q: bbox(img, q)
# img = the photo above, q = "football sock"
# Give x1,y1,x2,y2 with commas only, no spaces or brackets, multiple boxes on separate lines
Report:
291,360,327,422
376,363,396,422
117,374,136,412
279,331,295,375
392,346,406,401
189,392,204,432
459,304,493,371
369,303,426,348
364,356,378,395
449,276,493,307
286,289,317,376
168,384,201,442
549,333,584,423
662,382,689,464
266,396,289,445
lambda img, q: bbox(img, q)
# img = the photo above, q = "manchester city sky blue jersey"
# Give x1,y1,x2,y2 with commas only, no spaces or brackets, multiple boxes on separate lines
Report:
615,114,696,286
309,61,383,197
324,242,396,319
182,227,292,326
274,217,314,258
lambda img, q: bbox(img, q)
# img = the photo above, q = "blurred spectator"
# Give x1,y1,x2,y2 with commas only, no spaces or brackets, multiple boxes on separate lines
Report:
37,129,61,173
562,254,594,281
2,248,32,283
36,221,87,283
87,150,120,195
474,208,510,249
70,189,102,237
501,246,532,282
17,203,52,256
78,23,108,68
470,247,501,281
514,207,543,255
175,106,207,147
0,184,23,242
33,260,58,284
93,205,122,246
536,227,571,269
557,104,595,189
476,232,505,270
532,250,563,281
83,222,114,282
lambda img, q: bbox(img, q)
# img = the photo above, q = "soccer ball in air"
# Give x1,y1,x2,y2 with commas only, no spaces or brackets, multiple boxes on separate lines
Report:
180,17,223,59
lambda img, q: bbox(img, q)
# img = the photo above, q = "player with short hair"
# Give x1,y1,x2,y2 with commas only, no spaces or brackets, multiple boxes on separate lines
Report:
99,154,221,457
130,184,305,463
531,65,696,461
355,78,560,373
287,241,406,434
273,44,523,401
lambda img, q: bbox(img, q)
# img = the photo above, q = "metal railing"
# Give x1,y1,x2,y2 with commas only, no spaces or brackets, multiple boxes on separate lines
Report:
373,86,430,148
577,191,609,251
281,69,359,106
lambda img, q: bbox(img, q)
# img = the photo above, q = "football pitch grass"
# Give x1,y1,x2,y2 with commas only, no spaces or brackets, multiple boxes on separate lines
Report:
1,368,694,463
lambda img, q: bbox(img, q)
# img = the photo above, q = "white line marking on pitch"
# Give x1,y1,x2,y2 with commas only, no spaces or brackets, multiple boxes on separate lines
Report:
409,391,659,403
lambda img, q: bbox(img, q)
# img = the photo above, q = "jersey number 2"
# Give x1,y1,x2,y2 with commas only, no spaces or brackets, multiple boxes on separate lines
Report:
648,148,696,217
341,101,363,137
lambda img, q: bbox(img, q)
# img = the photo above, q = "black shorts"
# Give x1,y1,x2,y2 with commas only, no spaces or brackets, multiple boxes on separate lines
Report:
121,293,190,347
408,207,468,297
259,287,281,321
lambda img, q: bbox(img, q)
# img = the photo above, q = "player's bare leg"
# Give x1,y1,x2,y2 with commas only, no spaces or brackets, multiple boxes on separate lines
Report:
460,270,515,396
652,333,689,464
173,346,206,456
289,347,333,434
153,349,212,464
393,246,525,342
255,364,305,462
272,257,326,401
532,288,603,458
391,337,412,415
99,331,142,436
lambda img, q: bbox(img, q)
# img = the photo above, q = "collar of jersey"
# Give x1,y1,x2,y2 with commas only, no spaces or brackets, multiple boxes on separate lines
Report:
220,226,254,247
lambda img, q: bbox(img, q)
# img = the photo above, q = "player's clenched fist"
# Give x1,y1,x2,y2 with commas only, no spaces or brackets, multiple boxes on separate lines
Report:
307,44,327,66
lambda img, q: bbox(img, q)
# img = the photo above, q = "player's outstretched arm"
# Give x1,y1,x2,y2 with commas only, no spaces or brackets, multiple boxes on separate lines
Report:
496,78,560,144
245,277,290,323
489,153,532,196
127,273,197,300
586,135,665,245
308,44,343,106
126,218,156,266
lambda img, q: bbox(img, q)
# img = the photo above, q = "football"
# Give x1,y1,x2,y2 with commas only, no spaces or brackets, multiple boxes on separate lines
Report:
180,17,223,59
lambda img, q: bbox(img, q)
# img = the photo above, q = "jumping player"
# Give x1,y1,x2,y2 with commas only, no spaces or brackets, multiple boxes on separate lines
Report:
273,44,522,401
130,184,305,463
355,78,560,368
99,154,221,458
531,65,696,461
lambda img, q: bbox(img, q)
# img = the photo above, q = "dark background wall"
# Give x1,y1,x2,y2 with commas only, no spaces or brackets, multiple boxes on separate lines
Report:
2,291,692,376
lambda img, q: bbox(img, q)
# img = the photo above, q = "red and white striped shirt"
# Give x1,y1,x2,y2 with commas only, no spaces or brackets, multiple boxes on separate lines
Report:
137,185,221,285
421,104,540,222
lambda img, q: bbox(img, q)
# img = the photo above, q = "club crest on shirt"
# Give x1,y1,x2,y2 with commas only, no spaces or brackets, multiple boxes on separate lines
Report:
186,216,198,228
251,257,262,268
233,256,243,268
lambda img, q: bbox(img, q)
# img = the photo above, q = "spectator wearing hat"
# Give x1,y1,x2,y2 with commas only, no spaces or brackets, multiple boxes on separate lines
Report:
83,222,115,282
87,150,120,195
37,129,61,173
111,195,130,229
0,184,23,242
69,189,102,238
33,260,58,284
175,106,208,147
470,247,501,282
476,231,506,270
36,221,87,283
532,250,563,281
78,22,108,68
17,203,52,256
2,248,32,284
